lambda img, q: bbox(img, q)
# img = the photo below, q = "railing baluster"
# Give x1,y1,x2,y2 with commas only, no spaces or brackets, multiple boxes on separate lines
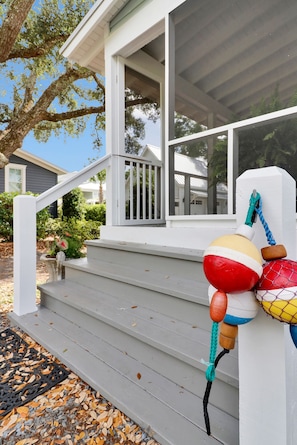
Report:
148,164,152,220
136,162,140,220
154,165,158,220
129,161,134,220
142,163,146,220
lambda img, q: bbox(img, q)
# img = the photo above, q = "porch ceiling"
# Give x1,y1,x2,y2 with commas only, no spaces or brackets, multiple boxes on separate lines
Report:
142,0,297,123
63,0,297,124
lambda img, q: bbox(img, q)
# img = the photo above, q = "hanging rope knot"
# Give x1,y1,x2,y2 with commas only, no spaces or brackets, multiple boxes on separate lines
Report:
245,189,261,227
200,358,214,367
205,362,216,382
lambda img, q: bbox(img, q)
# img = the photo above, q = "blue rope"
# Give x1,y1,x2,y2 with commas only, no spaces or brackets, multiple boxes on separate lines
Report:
255,197,276,246
205,322,219,382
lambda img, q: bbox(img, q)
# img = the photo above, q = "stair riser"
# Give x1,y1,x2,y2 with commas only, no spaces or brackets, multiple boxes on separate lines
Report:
40,292,239,419
86,245,206,281
63,267,211,329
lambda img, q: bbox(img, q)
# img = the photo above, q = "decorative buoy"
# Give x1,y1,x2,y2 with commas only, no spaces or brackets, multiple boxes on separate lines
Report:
208,285,259,350
256,259,297,324
203,232,263,294
252,194,297,348
202,190,263,437
208,285,259,326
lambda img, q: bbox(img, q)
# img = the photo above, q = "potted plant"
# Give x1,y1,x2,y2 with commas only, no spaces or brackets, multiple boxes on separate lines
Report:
41,232,85,281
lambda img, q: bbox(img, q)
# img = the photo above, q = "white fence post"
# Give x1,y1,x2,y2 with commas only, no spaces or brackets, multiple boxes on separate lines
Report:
13,195,37,315
236,167,297,445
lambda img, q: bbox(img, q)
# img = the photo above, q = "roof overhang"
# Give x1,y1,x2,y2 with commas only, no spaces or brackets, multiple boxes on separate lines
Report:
14,149,67,175
60,0,130,74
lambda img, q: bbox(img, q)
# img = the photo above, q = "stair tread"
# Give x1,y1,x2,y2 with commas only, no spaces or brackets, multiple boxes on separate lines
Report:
38,280,238,386
65,257,208,304
85,239,205,261
9,309,236,445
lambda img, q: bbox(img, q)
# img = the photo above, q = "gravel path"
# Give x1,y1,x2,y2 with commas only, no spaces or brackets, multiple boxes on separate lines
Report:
0,242,160,445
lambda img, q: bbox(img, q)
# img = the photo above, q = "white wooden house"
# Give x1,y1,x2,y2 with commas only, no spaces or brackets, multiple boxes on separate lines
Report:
59,171,106,204
139,144,227,215
11,1,297,444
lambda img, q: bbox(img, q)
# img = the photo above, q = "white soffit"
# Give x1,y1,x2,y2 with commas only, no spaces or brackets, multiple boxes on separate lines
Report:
60,0,130,73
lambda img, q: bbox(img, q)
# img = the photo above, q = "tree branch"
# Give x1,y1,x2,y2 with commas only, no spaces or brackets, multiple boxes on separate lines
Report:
33,65,93,112
7,35,68,60
0,0,35,63
42,106,105,122
125,97,154,107
92,73,105,95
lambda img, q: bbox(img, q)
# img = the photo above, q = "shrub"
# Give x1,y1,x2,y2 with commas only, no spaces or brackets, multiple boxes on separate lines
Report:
84,203,106,225
0,192,16,241
45,217,101,258
0,192,50,241
62,188,85,220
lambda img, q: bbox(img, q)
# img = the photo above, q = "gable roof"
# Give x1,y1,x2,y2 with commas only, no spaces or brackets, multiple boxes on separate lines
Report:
13,149,67,175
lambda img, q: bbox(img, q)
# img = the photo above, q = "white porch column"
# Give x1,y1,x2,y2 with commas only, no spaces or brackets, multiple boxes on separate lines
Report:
13,195,37,315
236,167,297,445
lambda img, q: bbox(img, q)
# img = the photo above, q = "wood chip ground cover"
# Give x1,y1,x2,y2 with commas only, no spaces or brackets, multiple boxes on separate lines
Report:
0,243,160,445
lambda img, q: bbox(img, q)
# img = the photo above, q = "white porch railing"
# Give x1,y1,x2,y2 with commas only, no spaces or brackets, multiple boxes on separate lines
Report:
122,154,164,225
13,154,111,316
13,151,165,316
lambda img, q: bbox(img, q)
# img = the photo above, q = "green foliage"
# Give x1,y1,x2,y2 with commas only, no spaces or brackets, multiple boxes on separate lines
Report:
62,187,85,220
0,192,15,241
84,203,106,225
0,191,50,241
211,86,297,184
174,113,207,157
125,105,146,155
45,217,101,258
0,0,107,156
36,204,51,240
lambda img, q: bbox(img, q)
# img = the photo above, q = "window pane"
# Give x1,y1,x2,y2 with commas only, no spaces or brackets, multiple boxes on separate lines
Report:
238,116,297,181
170,136,228,216
9,168,22,193
125,66,160,155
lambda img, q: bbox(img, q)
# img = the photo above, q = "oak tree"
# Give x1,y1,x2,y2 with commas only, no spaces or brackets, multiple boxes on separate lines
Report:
0,0,105,168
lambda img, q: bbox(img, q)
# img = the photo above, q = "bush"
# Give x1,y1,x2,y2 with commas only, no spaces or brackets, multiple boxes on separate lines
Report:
84,203,106,225
0,192,16,241
45,217,101,258
0,192,50,241
62,188,85,220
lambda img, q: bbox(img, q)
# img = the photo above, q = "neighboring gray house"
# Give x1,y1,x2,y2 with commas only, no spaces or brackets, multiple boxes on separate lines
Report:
0,148,66,216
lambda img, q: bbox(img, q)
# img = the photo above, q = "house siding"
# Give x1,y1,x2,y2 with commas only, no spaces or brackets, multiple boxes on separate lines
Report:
0,154,58,216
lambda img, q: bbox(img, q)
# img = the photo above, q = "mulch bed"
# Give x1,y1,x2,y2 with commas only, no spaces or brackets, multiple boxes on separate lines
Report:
0,242,160,445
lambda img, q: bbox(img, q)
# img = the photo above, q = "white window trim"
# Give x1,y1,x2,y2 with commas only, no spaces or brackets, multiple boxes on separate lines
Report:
4,163,27,193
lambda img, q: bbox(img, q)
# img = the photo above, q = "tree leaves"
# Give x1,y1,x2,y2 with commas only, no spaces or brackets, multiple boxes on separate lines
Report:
0,0,107,166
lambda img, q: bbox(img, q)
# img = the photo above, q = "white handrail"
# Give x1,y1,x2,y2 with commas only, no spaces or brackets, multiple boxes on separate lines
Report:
36,154,111,212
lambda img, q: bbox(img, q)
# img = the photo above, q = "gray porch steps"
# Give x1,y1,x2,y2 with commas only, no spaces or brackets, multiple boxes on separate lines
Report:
10,241,239,444
9,308,236,445
38,280,238,391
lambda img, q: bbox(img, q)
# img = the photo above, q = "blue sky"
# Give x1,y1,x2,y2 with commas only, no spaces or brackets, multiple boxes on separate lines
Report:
22,116,106,172
20,111,160,173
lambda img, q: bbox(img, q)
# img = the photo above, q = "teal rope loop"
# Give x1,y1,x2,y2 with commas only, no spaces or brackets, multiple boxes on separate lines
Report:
205,322,219,382
245,190,261,227
255,197,276,246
